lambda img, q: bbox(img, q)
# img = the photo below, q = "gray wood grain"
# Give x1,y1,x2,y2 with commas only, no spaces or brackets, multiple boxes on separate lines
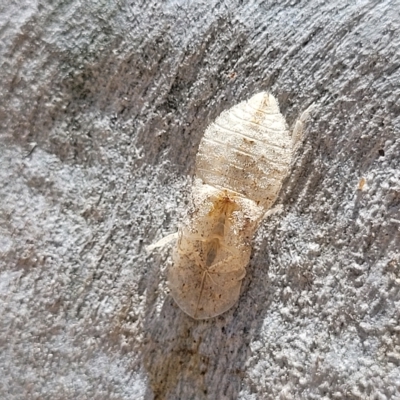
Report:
1,0,399,399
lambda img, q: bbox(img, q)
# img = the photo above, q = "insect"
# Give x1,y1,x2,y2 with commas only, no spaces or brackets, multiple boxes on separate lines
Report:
168,92,313,319
357,177,367,191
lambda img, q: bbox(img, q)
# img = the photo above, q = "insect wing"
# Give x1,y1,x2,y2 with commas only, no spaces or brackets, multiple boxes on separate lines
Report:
168,252,245,319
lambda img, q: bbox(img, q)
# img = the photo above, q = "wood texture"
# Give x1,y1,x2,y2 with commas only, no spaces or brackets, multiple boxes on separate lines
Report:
1,0,399,399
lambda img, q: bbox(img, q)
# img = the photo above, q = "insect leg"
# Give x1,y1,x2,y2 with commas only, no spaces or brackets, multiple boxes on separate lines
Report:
146,231,178,253
292,103,317,150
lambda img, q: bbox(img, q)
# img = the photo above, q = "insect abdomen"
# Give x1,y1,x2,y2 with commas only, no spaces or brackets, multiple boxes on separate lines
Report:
196,92,292,209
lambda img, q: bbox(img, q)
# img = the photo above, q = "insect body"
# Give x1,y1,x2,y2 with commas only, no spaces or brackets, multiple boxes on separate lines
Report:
168,92,309,319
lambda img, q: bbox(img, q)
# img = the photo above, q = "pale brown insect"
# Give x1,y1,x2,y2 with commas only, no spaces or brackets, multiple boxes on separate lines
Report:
357,177,367,191
168,92,313,319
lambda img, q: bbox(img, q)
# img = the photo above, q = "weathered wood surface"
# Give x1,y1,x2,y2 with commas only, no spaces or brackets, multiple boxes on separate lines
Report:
1,0,399,399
